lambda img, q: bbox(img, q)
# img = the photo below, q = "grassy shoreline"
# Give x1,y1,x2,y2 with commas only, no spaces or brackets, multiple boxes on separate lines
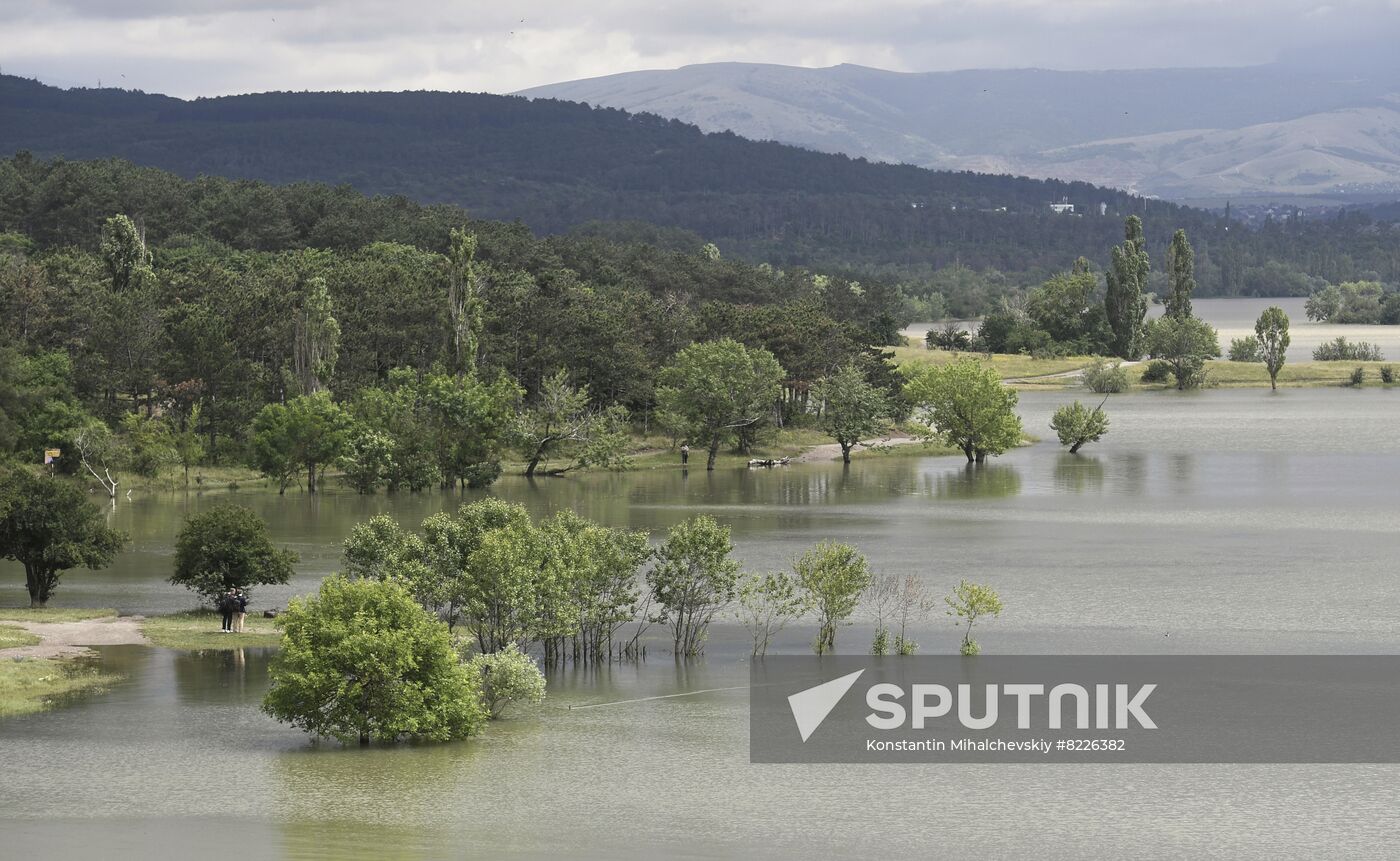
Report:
140,610,281,650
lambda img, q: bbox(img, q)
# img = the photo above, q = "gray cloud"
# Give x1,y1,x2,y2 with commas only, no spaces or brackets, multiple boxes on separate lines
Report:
1,0,1397,97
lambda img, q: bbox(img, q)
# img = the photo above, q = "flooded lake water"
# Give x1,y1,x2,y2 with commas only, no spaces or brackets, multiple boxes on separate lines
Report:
905,296,1400,362
4,387,1400,858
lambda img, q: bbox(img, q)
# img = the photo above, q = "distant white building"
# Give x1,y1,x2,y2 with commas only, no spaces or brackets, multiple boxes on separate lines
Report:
1049,202,1075,214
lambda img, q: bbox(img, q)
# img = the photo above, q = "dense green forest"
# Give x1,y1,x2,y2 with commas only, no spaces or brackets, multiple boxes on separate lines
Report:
0,157,899,483
4,74,1398,296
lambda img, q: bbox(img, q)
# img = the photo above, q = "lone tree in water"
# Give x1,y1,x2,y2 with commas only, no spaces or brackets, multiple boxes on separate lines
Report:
263,576,487,746
1050,399,1109,454
170,504,298,604
945,580,1004,656
794,540,872,654
1255,306,1291,390
1105,216,1150,359
656,339,784,470
648,515,740,656
1164,229,1196,321
812,364,890,464
901,358,1022,463
0,467,126,607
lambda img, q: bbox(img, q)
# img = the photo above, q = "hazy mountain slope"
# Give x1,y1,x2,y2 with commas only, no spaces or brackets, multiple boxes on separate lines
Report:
519,61,1400,198
1007,106,1400,198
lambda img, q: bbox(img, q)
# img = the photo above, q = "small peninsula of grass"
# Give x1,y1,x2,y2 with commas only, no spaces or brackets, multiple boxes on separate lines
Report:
0,657,120,717
141,610,282,650
0,625,41,649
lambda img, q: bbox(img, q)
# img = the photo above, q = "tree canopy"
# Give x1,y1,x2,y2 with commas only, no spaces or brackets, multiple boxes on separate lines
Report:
902,359,1023,463
0,466,126,607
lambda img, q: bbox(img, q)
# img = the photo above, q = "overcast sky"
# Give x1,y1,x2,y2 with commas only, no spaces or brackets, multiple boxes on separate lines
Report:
2,0,1398,98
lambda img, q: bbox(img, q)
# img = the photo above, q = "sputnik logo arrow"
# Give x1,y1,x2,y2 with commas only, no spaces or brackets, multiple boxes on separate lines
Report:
787,669,865,742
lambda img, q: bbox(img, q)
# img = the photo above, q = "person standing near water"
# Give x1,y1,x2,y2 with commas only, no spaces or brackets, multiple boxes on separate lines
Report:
218,589,236,633
233,590,249,633
680,443,689,465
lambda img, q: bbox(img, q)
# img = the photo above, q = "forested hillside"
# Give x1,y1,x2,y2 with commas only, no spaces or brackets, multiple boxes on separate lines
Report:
0,157,899,480
5,74,1398,295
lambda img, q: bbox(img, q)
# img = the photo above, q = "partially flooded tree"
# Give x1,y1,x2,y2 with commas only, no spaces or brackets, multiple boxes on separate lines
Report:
945,580,1004,656
540,510,651,664
795,541,872,655
463,644,547,719
0,466,126,607
863,573,901,655
648,515,740,656
1050,399,1109,454
263,576,486,746
70,420,122,498
891,575,934,655
736,570,807,657
902,358,1022,463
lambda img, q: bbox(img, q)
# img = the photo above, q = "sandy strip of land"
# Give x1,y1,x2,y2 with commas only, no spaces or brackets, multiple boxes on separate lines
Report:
794,436,923,463
0,616,148,659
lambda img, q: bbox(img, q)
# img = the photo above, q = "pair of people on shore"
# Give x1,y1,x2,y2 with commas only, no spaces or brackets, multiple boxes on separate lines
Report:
218,588,248,633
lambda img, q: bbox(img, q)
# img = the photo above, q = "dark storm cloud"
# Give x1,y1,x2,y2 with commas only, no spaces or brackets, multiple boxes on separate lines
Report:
1,1,1397,97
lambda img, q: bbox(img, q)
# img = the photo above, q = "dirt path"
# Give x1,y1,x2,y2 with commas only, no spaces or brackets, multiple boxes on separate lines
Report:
794,436,923,463
0,616,148,659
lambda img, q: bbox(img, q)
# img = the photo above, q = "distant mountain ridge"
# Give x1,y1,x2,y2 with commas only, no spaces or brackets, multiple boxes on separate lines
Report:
4,73,1399,295
518,61,1400,200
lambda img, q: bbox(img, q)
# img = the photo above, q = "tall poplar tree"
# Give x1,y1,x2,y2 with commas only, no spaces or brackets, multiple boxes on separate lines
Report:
446,228,484,377
293,277,339,395
1164,229,1196,320
1105,216,1150,359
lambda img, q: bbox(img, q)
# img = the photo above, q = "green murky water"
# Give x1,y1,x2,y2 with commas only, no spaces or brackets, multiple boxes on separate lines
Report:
3,388,1400,858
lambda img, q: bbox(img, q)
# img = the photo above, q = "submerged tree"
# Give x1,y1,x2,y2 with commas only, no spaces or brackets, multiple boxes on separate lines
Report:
945,580,1004,656
1050,399,1109,454
794,541,872,655
1104,216,1150,359
902,358,1022,463
1255,305,1291,391
648,515,740,656
263,576,487,745
735,570,808,657
463,644,547,719
0,467,126,607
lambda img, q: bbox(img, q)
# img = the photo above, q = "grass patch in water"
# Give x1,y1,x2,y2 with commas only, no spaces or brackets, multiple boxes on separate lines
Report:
0,656,120,717
141,610,282,650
